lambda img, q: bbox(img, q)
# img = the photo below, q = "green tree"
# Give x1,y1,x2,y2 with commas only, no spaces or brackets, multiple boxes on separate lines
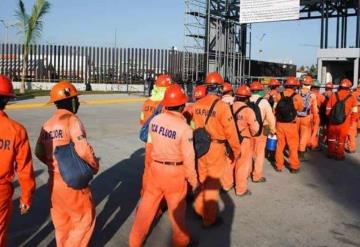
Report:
309,64,318,77
16,0,51,93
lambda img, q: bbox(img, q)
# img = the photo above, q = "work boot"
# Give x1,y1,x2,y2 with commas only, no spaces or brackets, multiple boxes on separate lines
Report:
187,239,200,247
335,156,345,161
236,190,252,197
202,217,224,229
253,177,266,183
289,168,300,174
326,154,335,159
298,151,306,161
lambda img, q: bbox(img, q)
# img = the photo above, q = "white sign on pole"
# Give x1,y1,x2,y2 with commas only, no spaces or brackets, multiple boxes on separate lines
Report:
240,0,300,24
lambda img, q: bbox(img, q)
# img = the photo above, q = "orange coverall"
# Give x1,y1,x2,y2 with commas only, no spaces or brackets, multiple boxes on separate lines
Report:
129,111,198,247
249,95,276,181
320,91,333,143
232,101,259,194
35,109,99,247
326,90,358,159
347,90,360,152
275,89,304,171
0,110,35,247
193,94,241,226
297,88,318,152
310,90,324,149
221,95,235,191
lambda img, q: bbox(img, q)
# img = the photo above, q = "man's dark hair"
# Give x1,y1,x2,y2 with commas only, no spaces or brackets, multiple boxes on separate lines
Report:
166,104,185,112
0,96,9,110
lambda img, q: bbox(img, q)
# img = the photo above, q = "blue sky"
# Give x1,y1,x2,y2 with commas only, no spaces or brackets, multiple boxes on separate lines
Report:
0,0,357,66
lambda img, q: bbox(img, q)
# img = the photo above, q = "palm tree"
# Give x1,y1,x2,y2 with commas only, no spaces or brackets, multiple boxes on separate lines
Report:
16,0,51,94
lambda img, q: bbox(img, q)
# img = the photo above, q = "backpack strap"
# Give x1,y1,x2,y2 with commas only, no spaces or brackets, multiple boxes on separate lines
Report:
255,97,263,105
205,99,220,126
335,92,339,102
231,105,248,144
343,93,352,103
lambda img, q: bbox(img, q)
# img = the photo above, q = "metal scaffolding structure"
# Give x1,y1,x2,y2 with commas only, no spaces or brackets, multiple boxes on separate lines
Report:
183,0,359,82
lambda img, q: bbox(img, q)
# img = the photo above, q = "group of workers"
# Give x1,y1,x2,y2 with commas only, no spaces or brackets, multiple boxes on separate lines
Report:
133,72,359,246
0,71,359,247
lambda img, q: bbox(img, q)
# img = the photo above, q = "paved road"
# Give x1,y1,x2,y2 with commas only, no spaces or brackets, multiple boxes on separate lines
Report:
5,95,360,247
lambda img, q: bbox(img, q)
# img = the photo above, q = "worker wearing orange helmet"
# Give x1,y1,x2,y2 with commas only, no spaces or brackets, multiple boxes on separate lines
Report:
0,75,35,247
264,79,281,110
140,74,172,194
319,82,335,144
326,79,358,160
274,77,304,173
297,75,318,160
35,81,99,247
183,84,207,127
346,83,360,153
230,85,259,195
222,82,234,105
220,82,235,191
129,84,198,247
193,72,241,227
309,80,324,150
249,81,276,183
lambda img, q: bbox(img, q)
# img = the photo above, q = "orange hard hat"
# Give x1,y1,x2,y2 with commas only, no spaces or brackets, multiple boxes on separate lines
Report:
235,85,251,97
222,82,233,93
284,76,298,87
194,85,207,100
325,82,334,89
205,72,224,85
269,79,280,87
162,84,188,107
50,81,78,103
302,75,313,85
155,74,172,87
0,75,15,98
339,78,352,88
250,81,264,91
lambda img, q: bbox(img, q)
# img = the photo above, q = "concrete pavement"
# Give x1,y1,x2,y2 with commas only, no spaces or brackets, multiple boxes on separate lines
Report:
5,95,360,247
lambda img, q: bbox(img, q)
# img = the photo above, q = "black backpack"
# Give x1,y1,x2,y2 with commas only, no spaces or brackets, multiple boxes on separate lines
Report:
193,99,220,158
247,97,264,136
319,94,329,125
329,92,352,125
275,92,297,123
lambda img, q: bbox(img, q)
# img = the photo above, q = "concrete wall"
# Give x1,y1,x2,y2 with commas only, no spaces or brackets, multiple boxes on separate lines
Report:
12,81,145,92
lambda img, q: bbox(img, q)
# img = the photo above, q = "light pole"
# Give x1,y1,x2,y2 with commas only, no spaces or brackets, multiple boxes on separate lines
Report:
0,20,17,44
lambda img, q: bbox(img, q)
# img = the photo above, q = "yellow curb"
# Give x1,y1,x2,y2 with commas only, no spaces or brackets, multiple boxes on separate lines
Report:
7,98,146,110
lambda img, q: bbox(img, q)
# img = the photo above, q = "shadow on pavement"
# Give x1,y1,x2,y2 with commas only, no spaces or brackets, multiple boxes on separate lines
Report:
186,190,235,247
90,148,144,246
305,150,360,245
8,148,144,247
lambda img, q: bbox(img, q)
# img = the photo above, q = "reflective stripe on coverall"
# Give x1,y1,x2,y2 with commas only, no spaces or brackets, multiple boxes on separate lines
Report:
326,90,358,159
193,94,241,226
0,110,35,247
231,102,259,194
129,111,198,247
274,89,304,170
35,109,99,247
249,95,276,181
297,88,318,152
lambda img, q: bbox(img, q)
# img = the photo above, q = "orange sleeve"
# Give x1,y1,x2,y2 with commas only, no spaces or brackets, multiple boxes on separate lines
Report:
69,116,100,174
219,103,241,157
294,95,304,112
248,109,260,136
326,95,335,116
263,100,276,133
310,94,318,115
180,126,198,188
15,126,36,205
